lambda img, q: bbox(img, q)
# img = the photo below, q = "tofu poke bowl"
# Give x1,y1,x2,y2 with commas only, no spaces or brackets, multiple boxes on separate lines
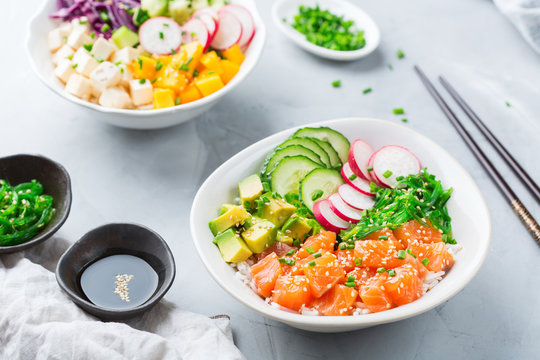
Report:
26,0,265,129
190,117,491,332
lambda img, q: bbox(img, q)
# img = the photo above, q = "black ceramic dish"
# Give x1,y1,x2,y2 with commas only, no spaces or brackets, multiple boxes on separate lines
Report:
56,223,176,321
0,154,72,254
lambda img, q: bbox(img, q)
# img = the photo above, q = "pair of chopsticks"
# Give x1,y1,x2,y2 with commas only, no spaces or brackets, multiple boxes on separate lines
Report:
414,66,540,245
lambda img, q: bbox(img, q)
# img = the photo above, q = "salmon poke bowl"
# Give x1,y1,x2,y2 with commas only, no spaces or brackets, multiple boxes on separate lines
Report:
26,0,265,129
190,117,491,332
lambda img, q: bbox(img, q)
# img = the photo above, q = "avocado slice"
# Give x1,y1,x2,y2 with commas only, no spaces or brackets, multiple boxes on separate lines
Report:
259,196,296,228
214,229,253,263
238,174,264,209
209,205,251,236
219,203,236,216
276,230,294,246
282,216,312,242
241,220,277,253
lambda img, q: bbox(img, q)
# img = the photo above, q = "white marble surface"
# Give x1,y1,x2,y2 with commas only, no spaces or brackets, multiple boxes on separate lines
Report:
4,0,540,358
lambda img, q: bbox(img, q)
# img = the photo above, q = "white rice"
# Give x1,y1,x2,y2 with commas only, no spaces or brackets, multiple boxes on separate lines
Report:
230,242,463,316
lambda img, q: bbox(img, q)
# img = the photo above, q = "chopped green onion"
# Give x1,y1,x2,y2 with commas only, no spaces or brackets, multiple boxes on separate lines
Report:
348,174,358,181
347,244,355,250
90,32,96,39
397,49,405,59
99,11,110,22
401,118,408,123
339,243,347,250
159,32,164,39
332,80,341,88
378,235,388,240
376,267,386,273
354,258,362,266
396,176,404,181
313,252,322,258
174,97,181,106
79,18,88,25
72,63,78,69
311,189,324,201
170,48,176,55
363,88,372,94
387,269,396,276
285,249,296,256
347,276,356,282
155,60,163,71
293,238,301,247
344,281,356,287
83,44,93,52
367,166,373,172
139,78,146,84
308,260,316,267
505,101,511,107
393,108,405,115
137,57,143,70
102,24,110,32
306,247,315,254
396,250,406,260
152,78,157,84
422,258,430,266
382,170,393,178
406,249,417,258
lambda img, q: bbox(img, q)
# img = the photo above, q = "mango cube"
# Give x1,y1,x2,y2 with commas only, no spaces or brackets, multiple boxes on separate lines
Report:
194,74,224,97
222,44,245,66
131,56,157,80
200,51,224,75
220,60,240,84
153,88,175,109
179,84,202,104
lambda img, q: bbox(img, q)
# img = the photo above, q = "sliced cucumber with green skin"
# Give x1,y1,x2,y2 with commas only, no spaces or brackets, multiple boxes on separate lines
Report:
300,168,345,212
269,156,323,196
293,127,351,164
305,137,341,168
277,138,332,167
262,145,324,179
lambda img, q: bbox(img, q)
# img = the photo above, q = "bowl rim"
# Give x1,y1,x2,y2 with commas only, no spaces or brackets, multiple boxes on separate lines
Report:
0,153,72,254
55,222,176,316
26,0,267,117
190,117,492,328
271,0,381,61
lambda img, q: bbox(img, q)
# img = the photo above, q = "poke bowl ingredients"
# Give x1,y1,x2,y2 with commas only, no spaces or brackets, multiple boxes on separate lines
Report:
47,1,255,110
291,4,366,51
0,179,55,246
207,126,460,316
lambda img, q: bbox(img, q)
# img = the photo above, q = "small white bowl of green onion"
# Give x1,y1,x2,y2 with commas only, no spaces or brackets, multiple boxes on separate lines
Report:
272,0,380,61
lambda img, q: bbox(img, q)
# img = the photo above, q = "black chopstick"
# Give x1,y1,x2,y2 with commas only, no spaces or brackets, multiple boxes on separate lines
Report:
414,65,540,245
438,76,540,203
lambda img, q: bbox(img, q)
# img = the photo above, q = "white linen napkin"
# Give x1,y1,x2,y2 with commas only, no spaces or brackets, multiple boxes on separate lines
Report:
494,0,540,53
0,238,245,360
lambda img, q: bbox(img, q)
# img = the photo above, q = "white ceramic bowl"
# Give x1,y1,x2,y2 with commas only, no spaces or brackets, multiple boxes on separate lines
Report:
272,0,380,61
26,0,266,129
190,117,492,333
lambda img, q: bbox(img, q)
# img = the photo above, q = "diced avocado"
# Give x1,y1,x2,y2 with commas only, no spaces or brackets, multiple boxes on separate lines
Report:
219,203,236,215
282,216,312,242
111,26,139,49
259,196,297,228
214,229,253,263
241,220,277,253
208,205,250,236
168,0,194,25
141,0,169,17
239,174,264,209
276,230,294,246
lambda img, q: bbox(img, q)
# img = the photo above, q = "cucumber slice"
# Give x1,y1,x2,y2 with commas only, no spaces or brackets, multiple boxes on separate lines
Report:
300,168,345,212
307,137,341,168
278,138,331,167
269,156,323,196
262,145,324,179
293,127,351,164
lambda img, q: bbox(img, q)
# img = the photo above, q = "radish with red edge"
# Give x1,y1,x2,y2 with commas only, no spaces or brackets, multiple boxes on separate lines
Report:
182,18,211,51
210,10,243,50
371,145,422,188
348,139,374,181
338,184,375,211
139,17,183,55
341,162,375,197
193,9,219,39
221,4,255,48
313,199,351,233
367,155,385,187
328,193,364,223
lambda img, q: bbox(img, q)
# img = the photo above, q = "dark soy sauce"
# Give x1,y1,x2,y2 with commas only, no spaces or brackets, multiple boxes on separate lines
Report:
80,254,159,309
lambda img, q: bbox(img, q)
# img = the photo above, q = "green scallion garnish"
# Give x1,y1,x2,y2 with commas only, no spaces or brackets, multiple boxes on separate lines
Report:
396,250,406,260
376,267,386,273
311,189,324,201
382,170,393,178
422,258,430,266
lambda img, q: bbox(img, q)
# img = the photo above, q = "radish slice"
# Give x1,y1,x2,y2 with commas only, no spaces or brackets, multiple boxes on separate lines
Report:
338,184,375,211
139,17,183,55
371,145,422,188
182,18,211,51
210,10,242,50
221,4,255,47
313,199,351,233
367,154,385,187
193,9,219,38
341,162,375,196
348,139,374,181
328,193,364,223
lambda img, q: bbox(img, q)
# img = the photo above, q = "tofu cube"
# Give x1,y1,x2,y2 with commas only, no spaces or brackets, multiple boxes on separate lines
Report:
90,62,121,97
99,87,133,109
117,64,133,88
48,27,70,52
52,44,75,65
72,48,99,77
112,47,142,65
91,37,117,62
71,17,90,32
65,73,92,100
58,22,73,34
129,79,153,106
54,59,75,83
67,27,93,49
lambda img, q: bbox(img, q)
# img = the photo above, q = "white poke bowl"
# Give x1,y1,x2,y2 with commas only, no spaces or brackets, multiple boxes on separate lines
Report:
190,117,492,332
26,0,266,130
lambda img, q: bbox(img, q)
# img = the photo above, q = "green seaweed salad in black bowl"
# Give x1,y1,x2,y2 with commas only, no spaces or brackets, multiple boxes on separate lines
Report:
0,154,72,254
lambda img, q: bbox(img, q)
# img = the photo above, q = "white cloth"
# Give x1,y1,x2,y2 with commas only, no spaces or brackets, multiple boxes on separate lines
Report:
494,0,540,53
0,238,245,360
